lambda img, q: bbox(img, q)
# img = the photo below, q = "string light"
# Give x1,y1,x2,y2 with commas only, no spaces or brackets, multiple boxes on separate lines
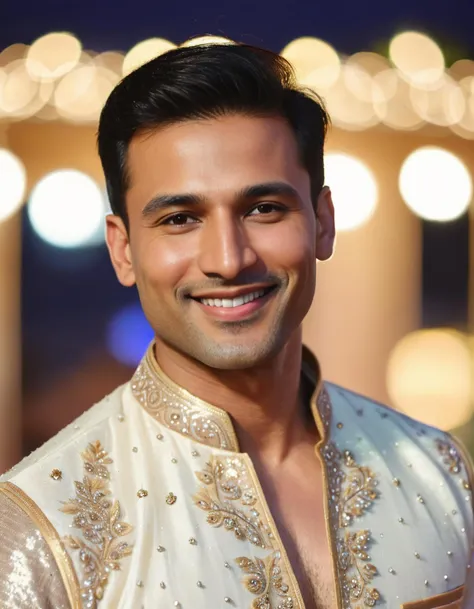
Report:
399,147,472,221
387,330,472,430
324,153,378,231
28,170,105,248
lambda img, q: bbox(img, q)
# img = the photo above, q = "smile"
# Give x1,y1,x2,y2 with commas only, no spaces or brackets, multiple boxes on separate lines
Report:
197,288,272,308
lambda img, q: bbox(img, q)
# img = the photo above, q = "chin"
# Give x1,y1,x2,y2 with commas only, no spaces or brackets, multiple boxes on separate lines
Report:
197,339,285,371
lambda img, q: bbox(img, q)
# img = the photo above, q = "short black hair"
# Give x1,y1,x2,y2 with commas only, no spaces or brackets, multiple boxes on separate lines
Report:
98,42,330,227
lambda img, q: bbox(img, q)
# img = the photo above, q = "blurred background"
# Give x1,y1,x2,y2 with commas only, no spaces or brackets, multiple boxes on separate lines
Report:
0,0,474,473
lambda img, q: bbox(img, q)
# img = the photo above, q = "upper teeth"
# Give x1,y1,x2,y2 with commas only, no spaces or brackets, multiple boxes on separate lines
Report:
199,289,266,308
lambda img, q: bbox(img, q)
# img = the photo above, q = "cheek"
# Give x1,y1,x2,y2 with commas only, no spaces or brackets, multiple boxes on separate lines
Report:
253,220,316,271
133,234,196,293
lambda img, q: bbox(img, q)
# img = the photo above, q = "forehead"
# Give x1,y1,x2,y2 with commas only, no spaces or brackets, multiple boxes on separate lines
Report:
126,115,309,206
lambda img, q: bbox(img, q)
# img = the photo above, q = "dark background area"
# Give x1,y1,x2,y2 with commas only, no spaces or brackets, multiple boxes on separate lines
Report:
1,0,472,449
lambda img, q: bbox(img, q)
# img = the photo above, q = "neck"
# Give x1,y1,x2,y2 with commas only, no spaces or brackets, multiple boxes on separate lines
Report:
153,329,319,466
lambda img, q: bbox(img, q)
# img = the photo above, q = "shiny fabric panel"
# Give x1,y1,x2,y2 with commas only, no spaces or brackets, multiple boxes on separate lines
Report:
0,491,70,609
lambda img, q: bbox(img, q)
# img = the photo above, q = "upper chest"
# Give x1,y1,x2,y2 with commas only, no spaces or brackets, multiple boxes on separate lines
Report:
11,395,474,609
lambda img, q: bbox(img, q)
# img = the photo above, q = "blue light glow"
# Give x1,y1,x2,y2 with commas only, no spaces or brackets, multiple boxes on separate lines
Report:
106,302,154,367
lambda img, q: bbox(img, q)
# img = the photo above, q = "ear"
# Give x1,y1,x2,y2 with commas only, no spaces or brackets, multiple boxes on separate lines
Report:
105,215,136,287
315,186,336,261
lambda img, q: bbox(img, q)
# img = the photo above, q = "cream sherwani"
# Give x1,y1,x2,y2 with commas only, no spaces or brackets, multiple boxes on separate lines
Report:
0,344,473,609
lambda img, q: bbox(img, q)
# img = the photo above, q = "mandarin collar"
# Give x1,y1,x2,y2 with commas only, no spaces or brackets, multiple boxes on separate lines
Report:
130,342,331,451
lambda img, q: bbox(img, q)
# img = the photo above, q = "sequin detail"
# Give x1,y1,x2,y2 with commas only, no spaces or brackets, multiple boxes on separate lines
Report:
60,441,133,608
193,457,270,548
320,442,380,607
131,355,238,450
436,438,462,474
236,551,294,608
193,457,268,548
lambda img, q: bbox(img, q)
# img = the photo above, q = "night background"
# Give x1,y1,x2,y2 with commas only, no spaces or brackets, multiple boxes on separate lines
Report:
0,0,473,468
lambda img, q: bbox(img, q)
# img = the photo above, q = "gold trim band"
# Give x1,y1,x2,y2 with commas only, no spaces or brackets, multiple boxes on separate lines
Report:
0,481,81,609
401,585,464,609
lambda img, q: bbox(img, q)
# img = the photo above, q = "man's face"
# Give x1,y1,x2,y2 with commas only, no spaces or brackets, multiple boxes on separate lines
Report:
107,114,335,369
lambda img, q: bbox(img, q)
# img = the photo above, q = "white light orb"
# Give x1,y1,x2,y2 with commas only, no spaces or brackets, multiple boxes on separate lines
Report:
123,38,176,76
54,65,118,122
387,329,472,430
324,153,378,231
399,147,472,221
389,31,445,87
26,32,81,80
28,170,105,248
0,149,26,222
281,37,340,89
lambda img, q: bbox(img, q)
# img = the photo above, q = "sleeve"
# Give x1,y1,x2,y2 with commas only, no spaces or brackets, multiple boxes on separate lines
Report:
0,489,71,609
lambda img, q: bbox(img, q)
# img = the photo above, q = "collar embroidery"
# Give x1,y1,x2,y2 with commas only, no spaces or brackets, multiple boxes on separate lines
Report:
131,343,328,451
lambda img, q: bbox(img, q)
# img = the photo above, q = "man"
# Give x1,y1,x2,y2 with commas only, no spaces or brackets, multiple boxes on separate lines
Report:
0,42,472,609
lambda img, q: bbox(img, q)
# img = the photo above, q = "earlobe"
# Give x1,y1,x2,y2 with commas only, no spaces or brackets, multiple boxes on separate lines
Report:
315,186,336,262
105,215,136,287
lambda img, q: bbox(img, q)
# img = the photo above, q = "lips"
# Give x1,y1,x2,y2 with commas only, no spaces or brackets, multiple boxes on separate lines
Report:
198,288,271,308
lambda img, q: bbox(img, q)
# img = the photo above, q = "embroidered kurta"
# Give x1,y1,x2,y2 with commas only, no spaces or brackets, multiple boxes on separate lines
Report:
0,344,473,609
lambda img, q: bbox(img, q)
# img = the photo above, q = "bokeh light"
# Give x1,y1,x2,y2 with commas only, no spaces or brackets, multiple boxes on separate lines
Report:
324,153,378,231
389,31,445,87
323,64,379,130
387,329,472,430
107,303,154,367
54,65,119,121
0,43,28,68
26,32,81,80
123,38,176,76
281,37,341,89
374,74,425,130
399,147,472,221
28,170,105,248
0,149,26,222
409,74,465,126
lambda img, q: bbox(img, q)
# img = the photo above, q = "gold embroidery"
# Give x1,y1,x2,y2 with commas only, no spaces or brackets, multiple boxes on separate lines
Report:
193,458,268,548
60,441,133,608
340,450,378,527
236,551,294,608
342,530,379,606
131,354,239,450
436,438,462,474
320,442,380,607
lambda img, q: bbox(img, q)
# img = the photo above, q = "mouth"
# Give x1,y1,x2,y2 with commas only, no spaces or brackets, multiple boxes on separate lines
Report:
188,285,278,321
191,285,276,308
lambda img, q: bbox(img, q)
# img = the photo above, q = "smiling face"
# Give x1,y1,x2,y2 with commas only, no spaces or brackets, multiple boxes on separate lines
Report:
106,114,335,370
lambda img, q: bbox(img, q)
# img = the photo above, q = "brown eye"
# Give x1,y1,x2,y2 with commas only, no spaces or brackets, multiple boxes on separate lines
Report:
248,203,285,216
162,213,197,225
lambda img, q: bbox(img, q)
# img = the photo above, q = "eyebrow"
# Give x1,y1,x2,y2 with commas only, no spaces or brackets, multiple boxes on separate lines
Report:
141,181,301,219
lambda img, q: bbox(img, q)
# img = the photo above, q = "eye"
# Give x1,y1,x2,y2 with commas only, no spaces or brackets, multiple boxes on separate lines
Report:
248,203,285,216
161,213,199,226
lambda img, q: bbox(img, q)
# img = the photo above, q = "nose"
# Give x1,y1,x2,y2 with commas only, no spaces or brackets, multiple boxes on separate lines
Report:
197,213,258,280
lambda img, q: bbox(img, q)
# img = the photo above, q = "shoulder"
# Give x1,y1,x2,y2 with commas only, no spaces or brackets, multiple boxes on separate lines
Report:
0,484,71,607
1,383,127,484
326,381,474,499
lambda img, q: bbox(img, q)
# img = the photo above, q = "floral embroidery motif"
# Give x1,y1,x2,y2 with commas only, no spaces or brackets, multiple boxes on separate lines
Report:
236,551,294,608
193,458,268,548
321,442,380,607
436,438,462,474
60,441,133,608
131,356,238,450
